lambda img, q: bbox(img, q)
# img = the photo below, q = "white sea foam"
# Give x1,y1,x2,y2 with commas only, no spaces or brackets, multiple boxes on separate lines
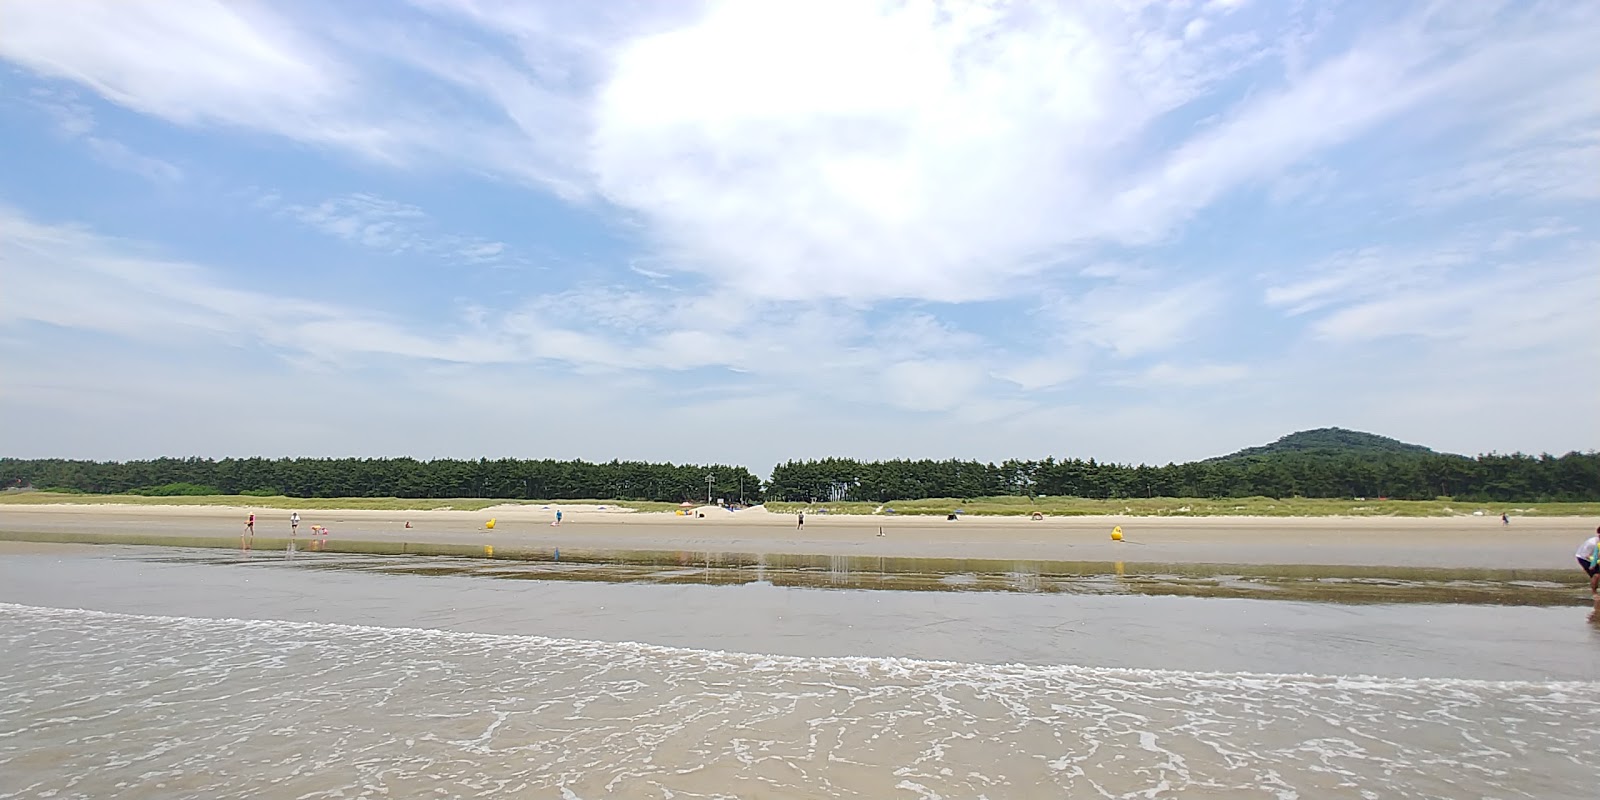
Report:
1,602,1596,799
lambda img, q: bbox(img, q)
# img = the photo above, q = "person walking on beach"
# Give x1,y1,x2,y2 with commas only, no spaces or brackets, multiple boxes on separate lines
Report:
243,513,255,550
1577,527,1600,595
290,511,300,538
1501,512,1509,526
555,509,563,526
797,511,805,530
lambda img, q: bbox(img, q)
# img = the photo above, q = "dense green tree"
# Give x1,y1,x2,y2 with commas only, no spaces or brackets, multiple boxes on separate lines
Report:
4,432,1597,503
0,458,764,504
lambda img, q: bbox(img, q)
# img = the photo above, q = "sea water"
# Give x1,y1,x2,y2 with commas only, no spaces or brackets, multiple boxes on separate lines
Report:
1,546,1597,799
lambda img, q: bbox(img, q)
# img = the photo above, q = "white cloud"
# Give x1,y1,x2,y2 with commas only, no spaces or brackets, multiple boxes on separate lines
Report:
586,0,1599,305
587,0,1254,302
7,0,1593,310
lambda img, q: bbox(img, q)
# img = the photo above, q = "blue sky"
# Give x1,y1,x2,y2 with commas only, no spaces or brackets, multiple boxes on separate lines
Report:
1,0,1596,474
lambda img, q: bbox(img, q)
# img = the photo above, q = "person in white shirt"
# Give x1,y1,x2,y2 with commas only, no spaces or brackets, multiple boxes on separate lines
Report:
1577,527,1600,595
290,512,300,538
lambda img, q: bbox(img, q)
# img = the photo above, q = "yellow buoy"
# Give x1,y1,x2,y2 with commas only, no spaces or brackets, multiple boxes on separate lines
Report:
485,518,496,530
1111,525,1123,541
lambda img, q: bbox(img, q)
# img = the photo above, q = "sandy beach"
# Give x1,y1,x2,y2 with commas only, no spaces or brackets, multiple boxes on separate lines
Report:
1,502,1595,570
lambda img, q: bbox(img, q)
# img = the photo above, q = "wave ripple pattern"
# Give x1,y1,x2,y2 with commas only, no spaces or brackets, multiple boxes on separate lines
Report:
1,604,1595,799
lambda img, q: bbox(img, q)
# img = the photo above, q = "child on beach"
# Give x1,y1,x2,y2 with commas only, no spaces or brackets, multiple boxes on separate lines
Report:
243,513,255,550
1577,527,1600,596
290,512,300,537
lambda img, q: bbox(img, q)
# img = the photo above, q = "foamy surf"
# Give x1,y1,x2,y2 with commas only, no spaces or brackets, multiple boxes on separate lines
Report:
2,603,1595,799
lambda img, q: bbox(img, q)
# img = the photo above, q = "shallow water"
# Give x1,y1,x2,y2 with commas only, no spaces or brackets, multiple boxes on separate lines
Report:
2,546,1598,799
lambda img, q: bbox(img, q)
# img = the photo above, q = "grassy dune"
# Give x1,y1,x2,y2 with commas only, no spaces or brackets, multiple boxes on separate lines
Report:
764,496,1600,517
0,493,680,513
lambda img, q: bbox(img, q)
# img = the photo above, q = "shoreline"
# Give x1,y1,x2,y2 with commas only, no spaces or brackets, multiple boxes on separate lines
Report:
3,503,1596,571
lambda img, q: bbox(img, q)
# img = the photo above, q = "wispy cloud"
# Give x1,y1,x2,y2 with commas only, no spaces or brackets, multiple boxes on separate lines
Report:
1264,233,1600,354
1412,133,1600,206
1124,362,1250,388
0,207,516,364
0,207,1019,417
266,193,512,265
1309,253,1597,353
23,87,181,181
1265,246,1475,317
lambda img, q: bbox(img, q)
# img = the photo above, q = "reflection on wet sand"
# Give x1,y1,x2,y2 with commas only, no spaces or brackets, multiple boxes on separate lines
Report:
137,545,1592,607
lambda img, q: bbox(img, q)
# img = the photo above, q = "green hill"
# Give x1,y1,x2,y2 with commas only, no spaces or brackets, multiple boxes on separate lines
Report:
1211,428,1454,462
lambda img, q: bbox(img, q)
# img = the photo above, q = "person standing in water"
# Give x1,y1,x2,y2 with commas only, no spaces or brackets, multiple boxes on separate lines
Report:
243,513,255,550
1577,526,1600,596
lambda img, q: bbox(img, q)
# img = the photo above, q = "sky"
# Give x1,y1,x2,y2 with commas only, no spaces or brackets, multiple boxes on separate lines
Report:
1,0,1596,475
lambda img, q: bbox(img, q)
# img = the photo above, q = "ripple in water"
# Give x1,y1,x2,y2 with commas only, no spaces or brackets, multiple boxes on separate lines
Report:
1,603,1595,799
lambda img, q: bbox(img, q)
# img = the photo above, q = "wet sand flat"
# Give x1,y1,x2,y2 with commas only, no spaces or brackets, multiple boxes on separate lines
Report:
2,503,1595,569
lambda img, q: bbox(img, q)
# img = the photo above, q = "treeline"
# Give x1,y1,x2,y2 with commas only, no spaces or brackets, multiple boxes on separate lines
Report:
3,450,1597,503
764,452,1600,503
0,458,763,504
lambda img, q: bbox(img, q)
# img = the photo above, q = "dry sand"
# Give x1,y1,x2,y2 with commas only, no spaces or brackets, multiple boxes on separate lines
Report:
2,502,1595,570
